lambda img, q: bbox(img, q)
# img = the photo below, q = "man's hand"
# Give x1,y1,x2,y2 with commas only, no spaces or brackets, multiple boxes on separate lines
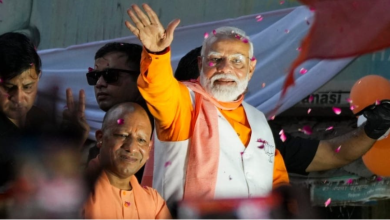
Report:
363,100,390,139
62,88,90,149
125,4,180,52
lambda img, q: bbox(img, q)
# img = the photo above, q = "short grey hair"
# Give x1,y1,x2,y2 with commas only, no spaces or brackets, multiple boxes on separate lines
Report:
201,26,254,58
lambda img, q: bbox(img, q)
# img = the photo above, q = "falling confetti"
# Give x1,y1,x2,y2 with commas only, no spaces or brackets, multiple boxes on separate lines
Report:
117,119,124,125
279,0,285,5
375,100,380,105
88,67,94,72
346,98,353,103
242,38,249,43
204,32,209,39
279,129,287,142
296,47,302,52
262,82,266,88
256,15,263,22
307,108,312,114
284,29,290,33
250,57,256,61
332,107,342,115
301,125,312,135
346,179,353,184
164,161,172,167
325,126,334,131
325,198,331,207
299,68,308,74
335,145,341,153
308,95,314,103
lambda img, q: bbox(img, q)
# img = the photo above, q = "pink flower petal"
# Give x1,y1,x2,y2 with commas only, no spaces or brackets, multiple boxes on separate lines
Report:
256,15,263,22
350,105,355,111
125,201,131,207
296,47,302,52
117,118,124,125
250,57,256,61
325,126,334,131
309,6,316,11
335,145,341,153
279,0,285,5
0,0,3,4
257,138,266,143
240,151,244,156
235,34,241,40
301,125,312,135
204,32,209,39
308,95,314,103
164,161,172,167
258,144,264,149
377,176,383,181
325,198,331,207
257,17,263,22
299,68,308,74
269,115,276,120
332,107,342,115
88,67,94,72
208,62,214,67
256,15,262,19
279,129,287,142
346,98,353,103
375,100,380,105
285,29,290,33
346,179,353,184
307,108,312,114
242,38,249,43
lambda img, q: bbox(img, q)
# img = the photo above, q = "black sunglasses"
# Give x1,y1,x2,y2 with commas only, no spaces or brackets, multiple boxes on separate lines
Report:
86,68,139,85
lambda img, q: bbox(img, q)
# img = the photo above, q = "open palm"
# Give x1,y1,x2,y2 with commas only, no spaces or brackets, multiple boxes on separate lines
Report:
125,4,180,52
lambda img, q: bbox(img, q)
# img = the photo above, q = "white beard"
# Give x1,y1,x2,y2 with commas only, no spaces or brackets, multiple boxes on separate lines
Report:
200,70,249,102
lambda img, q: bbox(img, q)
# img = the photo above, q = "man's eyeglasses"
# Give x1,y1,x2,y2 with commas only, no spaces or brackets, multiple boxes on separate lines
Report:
86,68,139,85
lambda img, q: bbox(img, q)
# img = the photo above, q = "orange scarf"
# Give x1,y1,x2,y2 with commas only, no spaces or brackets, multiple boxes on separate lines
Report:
181,81,243,200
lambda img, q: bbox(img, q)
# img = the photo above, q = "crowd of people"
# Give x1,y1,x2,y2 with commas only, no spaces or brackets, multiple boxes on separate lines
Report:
1,3,390,219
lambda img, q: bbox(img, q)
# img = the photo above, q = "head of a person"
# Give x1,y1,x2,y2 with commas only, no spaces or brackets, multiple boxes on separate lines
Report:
88,43,143,112
198,26,256,102
0,32,41,122
96,102,153,179
175,46,202,81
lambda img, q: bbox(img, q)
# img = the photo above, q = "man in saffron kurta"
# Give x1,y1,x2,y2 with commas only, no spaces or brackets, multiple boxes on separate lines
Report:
82,102,171,219
125,4,289,206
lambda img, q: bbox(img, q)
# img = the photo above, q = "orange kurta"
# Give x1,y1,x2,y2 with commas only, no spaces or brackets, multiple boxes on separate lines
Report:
83,158,171,219
138,47,289,188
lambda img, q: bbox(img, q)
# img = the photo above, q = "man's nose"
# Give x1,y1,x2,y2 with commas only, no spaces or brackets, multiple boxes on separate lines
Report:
122,139,138,153
95,75,107,88
9,88,24,104
216,58,233,72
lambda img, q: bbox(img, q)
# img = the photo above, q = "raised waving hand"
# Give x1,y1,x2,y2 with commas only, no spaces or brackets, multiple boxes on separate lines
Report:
125,4,180,52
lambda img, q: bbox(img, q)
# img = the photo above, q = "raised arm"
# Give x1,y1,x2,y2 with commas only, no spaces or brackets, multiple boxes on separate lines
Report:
306,101,390,172
125,4,192,141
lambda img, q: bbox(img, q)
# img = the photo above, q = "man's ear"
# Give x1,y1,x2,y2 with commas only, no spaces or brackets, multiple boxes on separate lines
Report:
248,58,257,80
197,56,203,73
96,130,103,148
